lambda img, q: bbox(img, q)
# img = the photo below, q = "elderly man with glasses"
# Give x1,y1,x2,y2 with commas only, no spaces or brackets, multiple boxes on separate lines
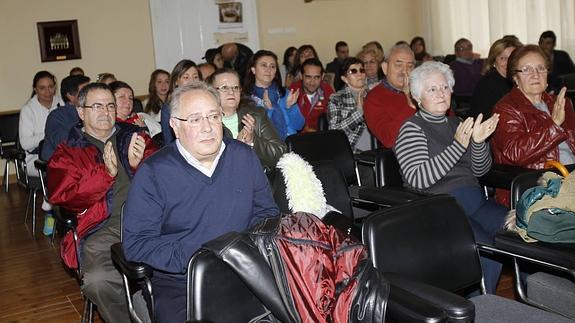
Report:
122,82,279,323
48,82,157,323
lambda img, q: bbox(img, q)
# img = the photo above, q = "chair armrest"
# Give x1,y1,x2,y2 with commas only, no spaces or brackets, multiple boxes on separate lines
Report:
478,164,533,190
489,231,575,272
34,159,47,171
111,242,154,281
385,272,475,322
387,284,447,323
356,186,427,207
356,148,403,187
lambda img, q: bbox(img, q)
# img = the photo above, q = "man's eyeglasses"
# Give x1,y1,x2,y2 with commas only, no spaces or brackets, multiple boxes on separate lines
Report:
172,113,223,127
215,85,241,93
515,65,548,75
347,68,366,75
83,103,117,112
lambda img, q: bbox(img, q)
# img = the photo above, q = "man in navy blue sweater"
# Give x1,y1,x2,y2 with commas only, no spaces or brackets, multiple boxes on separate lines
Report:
123,82,279,323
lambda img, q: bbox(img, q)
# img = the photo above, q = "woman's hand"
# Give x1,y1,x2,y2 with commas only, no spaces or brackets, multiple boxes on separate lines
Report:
552,87,567,126
134,116,146,127
262,89,273,110
238,114,255,145
356,88,366,113
286,88,299,108
454,117,474,148
103,141,118,177
472,113,499,143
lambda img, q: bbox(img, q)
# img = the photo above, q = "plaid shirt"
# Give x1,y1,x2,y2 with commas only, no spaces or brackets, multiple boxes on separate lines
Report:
327,86,367,150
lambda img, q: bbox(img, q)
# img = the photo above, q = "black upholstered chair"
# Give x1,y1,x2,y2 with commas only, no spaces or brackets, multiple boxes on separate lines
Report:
362,194,572,322
493,169,575,319
16,147,43,237
0,111,22,192
111,243,155,323
186,249,274,323
286,130,424,213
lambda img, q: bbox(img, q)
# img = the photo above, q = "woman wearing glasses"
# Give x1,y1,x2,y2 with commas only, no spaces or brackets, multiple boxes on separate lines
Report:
244,50,304,141
206,69,285,171
395,61,504,295
327,57,370,152
491,45,575,206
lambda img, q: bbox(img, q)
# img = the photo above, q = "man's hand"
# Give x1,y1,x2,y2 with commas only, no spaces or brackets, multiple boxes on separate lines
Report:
286,88,300,107
103,141,118,177
128,133,146,169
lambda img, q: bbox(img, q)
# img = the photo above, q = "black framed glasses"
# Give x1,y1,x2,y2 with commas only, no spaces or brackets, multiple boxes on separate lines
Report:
172,113,223,127
83,103,117,112
347,68,366,75
215,85,241,93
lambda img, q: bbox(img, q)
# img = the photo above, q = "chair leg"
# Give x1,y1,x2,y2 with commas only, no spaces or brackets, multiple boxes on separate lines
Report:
31,190,37,237
24,189,32,224
4,161,9,192
81,297,94,323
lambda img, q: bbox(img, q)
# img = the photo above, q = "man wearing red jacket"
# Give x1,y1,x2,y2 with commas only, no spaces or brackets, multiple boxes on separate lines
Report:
364,44,416,148
48,83,157,323
290,58,334,132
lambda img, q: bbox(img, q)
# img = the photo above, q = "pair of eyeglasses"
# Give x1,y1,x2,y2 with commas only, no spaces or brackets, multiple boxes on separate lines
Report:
172,113,223,127
215,85,241,93
83,103,117,112
515,65,548,75
425,85,451,96
347,68,366,75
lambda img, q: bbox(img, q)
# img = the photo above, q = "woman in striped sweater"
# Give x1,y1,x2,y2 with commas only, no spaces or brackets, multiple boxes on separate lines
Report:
394,61,506,295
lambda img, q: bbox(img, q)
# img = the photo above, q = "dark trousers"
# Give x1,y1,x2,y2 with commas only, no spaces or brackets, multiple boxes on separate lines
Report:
449,186,507,294
152,275,187,323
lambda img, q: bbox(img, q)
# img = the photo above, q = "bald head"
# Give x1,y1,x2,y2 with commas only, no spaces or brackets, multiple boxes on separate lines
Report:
221,43,239,62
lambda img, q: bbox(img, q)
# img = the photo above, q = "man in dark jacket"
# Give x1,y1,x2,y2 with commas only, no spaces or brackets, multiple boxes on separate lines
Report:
41,74,90,161
326,41,350,91
539,30,575,92
48,83,157,323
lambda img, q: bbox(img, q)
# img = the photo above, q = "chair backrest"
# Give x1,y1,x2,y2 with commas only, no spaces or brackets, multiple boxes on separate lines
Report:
317,113,328,131
286,130,359,186
271,159,354,219
509,170,549,209
0,112,19,146
373,148,404,187
187,249,271,323
362,195,483,292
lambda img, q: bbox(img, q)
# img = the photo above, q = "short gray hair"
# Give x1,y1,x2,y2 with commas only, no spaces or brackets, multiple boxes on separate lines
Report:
386,44,414,62
170,81,221,117
409,61,455,101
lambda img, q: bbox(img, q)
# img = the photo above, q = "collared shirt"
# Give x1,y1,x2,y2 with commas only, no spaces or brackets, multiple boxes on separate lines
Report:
381,77,403,93
176,139,226,177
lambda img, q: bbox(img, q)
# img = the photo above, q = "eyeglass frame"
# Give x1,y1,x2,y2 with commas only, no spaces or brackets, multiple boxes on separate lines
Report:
82,103,117,112
172,112,224,127
215,85,241,93
514,65,549,75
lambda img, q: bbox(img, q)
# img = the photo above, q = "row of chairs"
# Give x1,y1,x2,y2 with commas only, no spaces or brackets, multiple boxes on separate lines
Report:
23,125,575,321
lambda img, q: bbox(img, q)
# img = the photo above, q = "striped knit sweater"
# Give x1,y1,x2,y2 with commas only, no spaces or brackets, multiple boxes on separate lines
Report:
394,109,492,194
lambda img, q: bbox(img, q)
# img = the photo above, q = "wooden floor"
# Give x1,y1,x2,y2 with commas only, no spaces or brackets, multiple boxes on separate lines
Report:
0,182,515,322
0,183,103,323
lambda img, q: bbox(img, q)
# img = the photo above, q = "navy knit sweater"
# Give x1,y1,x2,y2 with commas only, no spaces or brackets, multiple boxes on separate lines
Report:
122,138,278,279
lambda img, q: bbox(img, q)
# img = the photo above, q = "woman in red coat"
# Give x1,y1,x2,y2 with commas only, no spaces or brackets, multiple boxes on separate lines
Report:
491,45,575,207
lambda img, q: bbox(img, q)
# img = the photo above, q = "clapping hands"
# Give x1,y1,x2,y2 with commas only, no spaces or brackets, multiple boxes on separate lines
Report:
454,113,500,148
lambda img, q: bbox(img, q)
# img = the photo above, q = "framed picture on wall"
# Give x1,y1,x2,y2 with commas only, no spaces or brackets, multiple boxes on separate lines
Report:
37,20,81,62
